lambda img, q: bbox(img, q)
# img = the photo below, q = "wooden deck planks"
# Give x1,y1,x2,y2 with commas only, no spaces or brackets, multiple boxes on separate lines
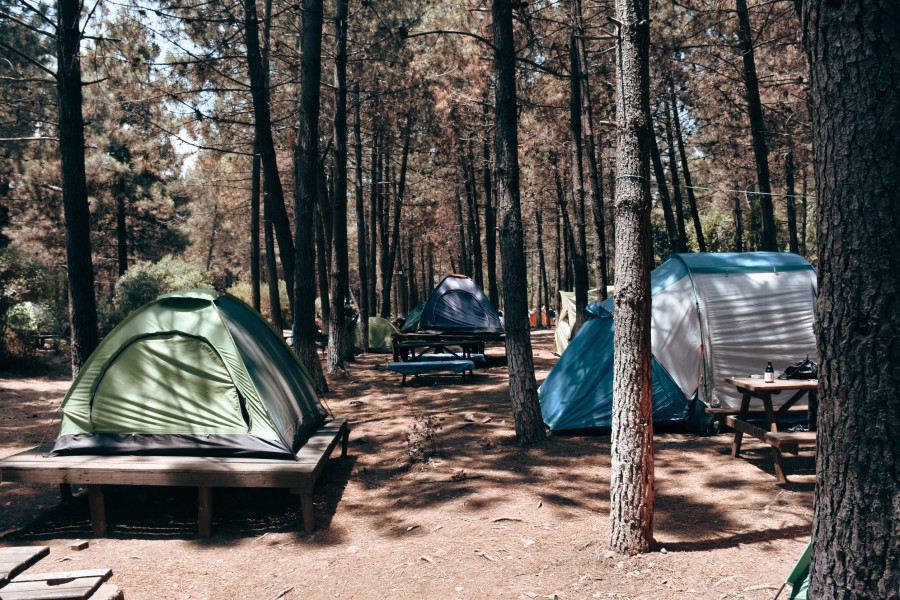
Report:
0,546,50,587
0,419,350,536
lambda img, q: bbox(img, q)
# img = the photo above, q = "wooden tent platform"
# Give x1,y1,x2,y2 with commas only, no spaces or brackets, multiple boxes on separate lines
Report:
0,419,349,537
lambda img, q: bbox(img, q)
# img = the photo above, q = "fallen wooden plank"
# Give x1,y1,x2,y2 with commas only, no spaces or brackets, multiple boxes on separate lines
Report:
89,584,123,600
10,568,111,584
0,546,50,587
0,575,106,599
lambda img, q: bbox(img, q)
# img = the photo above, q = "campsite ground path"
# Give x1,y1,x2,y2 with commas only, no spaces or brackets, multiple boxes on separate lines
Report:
0,330,813,599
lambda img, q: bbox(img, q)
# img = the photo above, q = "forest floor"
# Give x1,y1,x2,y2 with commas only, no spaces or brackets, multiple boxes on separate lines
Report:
0,329,814,600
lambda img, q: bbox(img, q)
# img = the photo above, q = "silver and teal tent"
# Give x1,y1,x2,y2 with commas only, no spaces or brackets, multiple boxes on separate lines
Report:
53,289,327,458
539,253,818,431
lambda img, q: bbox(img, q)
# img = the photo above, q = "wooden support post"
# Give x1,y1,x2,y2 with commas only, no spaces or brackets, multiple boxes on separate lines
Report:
731,390,752,457
60,483,73,502
301,493,315,533
341,427,349,458
198,486,213,537
87,485,107,535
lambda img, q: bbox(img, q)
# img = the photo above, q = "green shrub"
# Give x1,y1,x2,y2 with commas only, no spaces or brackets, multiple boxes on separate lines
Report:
0,249,65,361
109,256,212,328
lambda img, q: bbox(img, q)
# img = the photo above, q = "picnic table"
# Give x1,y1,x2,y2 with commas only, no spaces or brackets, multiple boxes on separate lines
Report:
722,376,818,483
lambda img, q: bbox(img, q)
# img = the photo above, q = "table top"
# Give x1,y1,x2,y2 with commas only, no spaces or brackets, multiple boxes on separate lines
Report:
724,377,818,393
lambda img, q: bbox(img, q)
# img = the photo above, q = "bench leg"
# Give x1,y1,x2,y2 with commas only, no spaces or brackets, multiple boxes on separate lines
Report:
732,391,752,457
88,485,107,535
771,447,788,483
341,427,349,458
60,483,73,502
301,492,315,533
198,486,213,537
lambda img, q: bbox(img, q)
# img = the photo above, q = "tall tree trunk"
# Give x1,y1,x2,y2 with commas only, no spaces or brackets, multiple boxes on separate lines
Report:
455,189,469,275
250,142,261,311
800,170,808,257
491,0,545,444
482,96,499,307
264,192,283,330
463,148,484,288
427,245,434,292
669,80,706,252
574,0,609,298
57,0,99,376
353,83,370,351
536,205,550,327
568,28,590,335
649,128,678,253
733,190,744,251
368,125,379,313
407,237,417,310
610,0,655,554
294,0,327,391
805,1,900,596
326,0,349,371
663,99,688,252
378,114,412,318
554,203,562,315
377,136,389,316
785,150,799,254
243,0,295,309
735,0,777,251
315,204,330,330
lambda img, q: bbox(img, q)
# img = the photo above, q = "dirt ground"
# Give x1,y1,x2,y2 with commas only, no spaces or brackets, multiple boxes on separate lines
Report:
0,330,814,600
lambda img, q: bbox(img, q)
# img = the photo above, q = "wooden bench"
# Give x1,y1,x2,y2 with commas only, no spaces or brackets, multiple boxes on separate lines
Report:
726,415,815,482
0,546,122,599
0,419,349,536
414,352,487,365
764,430,817,454
706,405,807,426
386,360,475,385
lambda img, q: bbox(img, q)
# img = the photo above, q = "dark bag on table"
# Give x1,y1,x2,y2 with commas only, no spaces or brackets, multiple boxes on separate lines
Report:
779,356,818,380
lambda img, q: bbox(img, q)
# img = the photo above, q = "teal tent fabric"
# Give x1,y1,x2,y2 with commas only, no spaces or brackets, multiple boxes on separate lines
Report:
539,252,817,431
402,302,425,333
539,301,688,430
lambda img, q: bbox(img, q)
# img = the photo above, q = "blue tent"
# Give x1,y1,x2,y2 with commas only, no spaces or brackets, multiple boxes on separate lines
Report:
540,252,817,431
418,275,504,334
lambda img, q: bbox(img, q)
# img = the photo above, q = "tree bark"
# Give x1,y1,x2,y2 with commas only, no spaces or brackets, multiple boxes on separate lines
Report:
264,191,283,330
57,0,99,376
250,141,261,311
785,150,799,254
568,27,590,335
735,0,777,251
463,145,484,288
243,0,295,309
536,205,550,327
315,201,330,330
379,114,412,318
805,0,900,596
574,0,609,297
326,0,349,372
669,80,706,252
368,125,379,313
115,182,127,278
649,127,678,253
482,96,499,307
733,190,744,252
663,99,688,252
609,0,655,554
353,83,370,351
492,0,545,444
800,170,808,257
294,0,327,392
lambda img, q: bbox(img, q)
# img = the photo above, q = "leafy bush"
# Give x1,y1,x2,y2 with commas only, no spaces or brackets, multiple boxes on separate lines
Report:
227,280,292,327
108,256,212,329
0,248,65,361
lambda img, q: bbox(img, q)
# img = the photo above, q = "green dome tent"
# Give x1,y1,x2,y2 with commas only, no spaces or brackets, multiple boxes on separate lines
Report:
53,289,327,458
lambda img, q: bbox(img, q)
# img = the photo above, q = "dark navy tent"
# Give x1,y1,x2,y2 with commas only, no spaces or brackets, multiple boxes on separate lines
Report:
418,275,504,334
539,252,817,431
